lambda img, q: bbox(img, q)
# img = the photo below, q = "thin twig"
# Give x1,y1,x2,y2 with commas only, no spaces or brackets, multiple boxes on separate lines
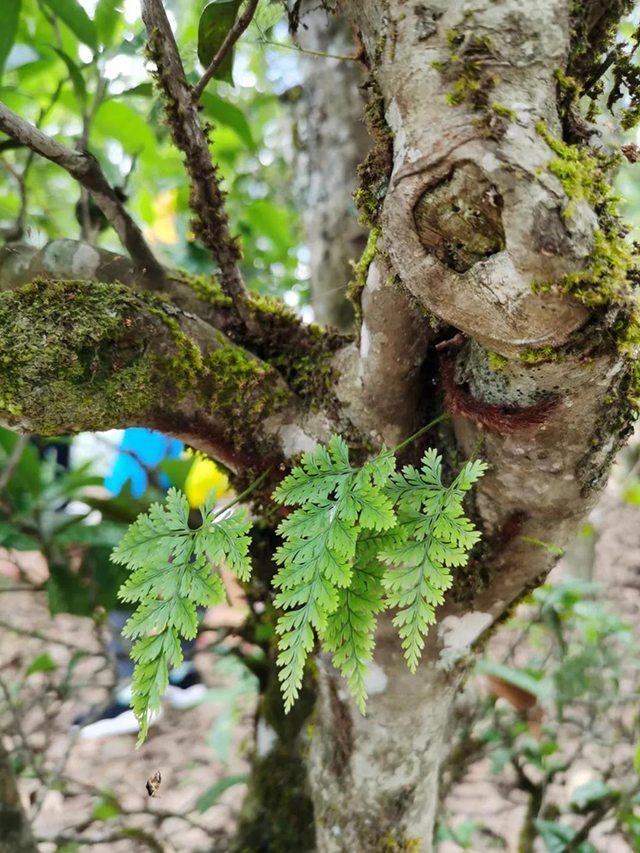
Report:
0,102,168,291
0,675,48,785
252,38,359,62
191,0,260,103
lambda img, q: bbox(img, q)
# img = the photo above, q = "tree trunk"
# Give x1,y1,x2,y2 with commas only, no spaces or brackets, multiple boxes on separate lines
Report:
0,742,38,853
310,623,459,852
290,3,369,331
0,1,636,851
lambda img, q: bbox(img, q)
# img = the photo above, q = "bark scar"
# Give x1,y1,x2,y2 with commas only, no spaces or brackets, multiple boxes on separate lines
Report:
440,356,559,433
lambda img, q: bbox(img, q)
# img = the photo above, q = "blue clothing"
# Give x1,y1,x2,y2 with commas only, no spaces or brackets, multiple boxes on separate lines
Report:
104,429,182,497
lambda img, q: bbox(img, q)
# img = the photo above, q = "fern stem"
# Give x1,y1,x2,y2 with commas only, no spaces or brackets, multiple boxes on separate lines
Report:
210,466,272,520
392,412,450,455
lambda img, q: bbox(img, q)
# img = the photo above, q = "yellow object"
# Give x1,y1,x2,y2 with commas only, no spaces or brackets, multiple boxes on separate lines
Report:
184,456,230,509
146,189,179,246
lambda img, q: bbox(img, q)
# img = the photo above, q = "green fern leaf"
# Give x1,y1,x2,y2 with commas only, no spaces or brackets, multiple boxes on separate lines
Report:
380,451,486,672
112,486,254,744
273,439,397,711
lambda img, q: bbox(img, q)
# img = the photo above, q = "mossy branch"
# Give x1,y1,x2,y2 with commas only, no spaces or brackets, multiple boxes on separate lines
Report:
0,279,292,469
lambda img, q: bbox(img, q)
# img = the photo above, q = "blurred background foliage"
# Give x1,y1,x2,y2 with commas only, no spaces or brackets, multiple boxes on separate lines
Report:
0,0,312,309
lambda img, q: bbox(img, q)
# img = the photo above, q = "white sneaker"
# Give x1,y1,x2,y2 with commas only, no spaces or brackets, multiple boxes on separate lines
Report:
73,701,162,739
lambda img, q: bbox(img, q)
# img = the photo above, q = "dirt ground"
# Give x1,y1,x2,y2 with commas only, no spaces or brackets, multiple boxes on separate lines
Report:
1,474,639,852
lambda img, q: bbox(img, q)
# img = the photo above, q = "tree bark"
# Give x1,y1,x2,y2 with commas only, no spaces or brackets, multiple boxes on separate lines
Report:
290,3,369,331
0,741,38,853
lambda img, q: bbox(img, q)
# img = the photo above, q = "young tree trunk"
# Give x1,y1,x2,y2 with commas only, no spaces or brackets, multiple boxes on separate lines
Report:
310,623,460,852
0,742,38,853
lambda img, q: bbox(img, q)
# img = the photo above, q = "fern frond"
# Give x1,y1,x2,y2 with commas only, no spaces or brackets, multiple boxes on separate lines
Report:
112,487,254,745
380,451,487,672
273,440,397,711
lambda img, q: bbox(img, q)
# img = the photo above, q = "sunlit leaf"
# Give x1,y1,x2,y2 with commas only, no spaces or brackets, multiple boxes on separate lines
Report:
95,0,122,49
41,0,98,52
200,90,255,149
197,0,242,86
0,0,21,77
4,44,41,73
93,99,156,154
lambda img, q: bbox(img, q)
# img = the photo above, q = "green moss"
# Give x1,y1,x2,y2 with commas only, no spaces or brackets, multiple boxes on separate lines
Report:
347,226,381,324
171,271,232,307
491,102,516,120
147,306,204,397
243,294,343,410
516,346,559,364
535,122,640,415
433,31,508,139
376,833,422,852
354,76,394,229
487,351,508,370
0,280,163,434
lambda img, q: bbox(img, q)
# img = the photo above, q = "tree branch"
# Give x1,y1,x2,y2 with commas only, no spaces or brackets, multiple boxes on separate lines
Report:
191,0,260,103
0,240,235,332
140,0,260,337
0,103,167,291
0,277,324,472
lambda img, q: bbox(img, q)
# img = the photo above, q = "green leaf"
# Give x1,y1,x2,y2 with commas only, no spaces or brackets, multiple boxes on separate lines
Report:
200,90,255,149
50,46,87,105
93,794,122,820
571,779,612,807
158,456,195,492
197,0,242,86
476,660,551,702
93,100,156,154
0,0,20,77
245,200,293,252
250,1,285,37
273,439,397,711
24,653,57,678
113,487,253,744
380,452,484,672
46,562,92,617
41,0,98,51
196,774,248,813
534,820,596,853
4,44,40,73
634,738,640,777
0,519,40,551
95,0,122,49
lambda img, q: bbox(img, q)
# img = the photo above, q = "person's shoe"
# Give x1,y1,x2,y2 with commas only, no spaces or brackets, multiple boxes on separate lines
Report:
72,697,161,739
164,669,207,709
